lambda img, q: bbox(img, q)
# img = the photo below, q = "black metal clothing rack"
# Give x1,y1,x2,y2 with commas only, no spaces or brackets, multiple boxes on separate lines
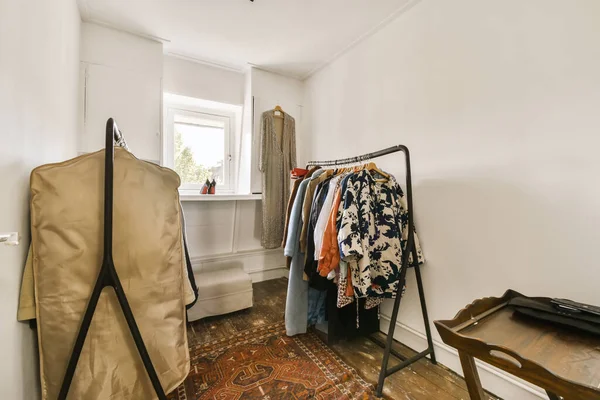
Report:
58,118,166,400
306,145,437,397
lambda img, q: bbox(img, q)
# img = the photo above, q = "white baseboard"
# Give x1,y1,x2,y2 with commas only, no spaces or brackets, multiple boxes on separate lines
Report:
379,313,547,400
191,248,288,283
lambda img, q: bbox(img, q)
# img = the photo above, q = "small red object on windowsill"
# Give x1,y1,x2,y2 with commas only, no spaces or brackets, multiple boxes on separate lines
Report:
200,179,210,194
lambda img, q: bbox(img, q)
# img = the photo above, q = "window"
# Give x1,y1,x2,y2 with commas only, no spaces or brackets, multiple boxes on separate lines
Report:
169,109,230,189
164,95,240,193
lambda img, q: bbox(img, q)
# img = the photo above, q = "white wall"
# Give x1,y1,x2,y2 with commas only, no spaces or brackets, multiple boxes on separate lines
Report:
162,56,246,187
80,23,163,75
163,55,244,105
238,70,254,194
250,67,305,193
80,27,287,279
303,0,600,398
182,199,287,282
0,0,81,398
162,59,270,269
79,23,163,162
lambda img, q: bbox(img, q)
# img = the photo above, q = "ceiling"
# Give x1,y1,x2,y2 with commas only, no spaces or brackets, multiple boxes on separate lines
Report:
78,0,414,79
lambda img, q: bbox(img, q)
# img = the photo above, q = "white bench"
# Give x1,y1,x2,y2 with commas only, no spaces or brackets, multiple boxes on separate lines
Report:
187,266,253,321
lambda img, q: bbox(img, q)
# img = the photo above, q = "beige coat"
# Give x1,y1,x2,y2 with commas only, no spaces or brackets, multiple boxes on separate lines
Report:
259,110,297,249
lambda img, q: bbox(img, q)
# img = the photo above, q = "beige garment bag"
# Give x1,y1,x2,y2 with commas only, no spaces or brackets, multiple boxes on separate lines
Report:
29,148,190,400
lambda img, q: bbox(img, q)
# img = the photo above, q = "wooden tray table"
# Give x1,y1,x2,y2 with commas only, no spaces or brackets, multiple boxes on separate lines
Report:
435,290,600,400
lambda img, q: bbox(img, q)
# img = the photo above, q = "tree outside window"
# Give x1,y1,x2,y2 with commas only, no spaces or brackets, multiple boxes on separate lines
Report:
174,129,212,184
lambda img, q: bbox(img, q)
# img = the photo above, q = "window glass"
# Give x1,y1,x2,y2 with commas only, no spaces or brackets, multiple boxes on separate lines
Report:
163,93,243,194
173,114,226,185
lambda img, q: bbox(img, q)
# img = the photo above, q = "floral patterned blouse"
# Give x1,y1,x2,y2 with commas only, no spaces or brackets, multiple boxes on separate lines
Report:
338,169,424,300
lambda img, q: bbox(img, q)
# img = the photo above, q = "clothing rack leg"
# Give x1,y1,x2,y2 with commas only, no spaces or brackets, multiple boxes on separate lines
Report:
375,239,436,397
413,248,436,364
376,244,411,397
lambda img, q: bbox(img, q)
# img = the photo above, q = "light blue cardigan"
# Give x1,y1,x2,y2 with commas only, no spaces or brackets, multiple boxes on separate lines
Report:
284,170,323,336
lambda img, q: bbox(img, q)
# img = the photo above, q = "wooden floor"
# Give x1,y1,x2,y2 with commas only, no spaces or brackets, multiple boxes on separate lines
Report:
188,278,501,400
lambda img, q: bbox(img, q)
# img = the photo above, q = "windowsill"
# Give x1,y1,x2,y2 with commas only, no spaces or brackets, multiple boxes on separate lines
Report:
180,193,261,202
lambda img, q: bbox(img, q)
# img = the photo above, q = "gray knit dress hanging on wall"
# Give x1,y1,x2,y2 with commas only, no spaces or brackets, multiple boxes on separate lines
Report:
259,110,297,249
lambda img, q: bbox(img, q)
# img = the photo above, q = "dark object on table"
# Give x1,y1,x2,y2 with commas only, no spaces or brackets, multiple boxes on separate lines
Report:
551,297,600,316
510,297,600,336
435,290,600,400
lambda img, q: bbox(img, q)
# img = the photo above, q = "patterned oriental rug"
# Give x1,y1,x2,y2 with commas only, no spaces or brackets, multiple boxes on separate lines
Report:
168,321,376,399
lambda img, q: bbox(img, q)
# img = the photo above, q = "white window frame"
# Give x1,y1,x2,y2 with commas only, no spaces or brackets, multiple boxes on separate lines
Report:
164,105,235,194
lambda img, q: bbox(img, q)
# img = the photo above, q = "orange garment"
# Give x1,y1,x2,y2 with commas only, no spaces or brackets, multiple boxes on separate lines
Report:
316,183,356,297
317,188,342,277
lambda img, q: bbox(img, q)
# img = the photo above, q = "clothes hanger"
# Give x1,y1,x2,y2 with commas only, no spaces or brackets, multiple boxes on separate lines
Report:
336,161,351,175
364,161,390,180
337,165,349,175
341,160,358,174
273,105,284,119
340,164,357,174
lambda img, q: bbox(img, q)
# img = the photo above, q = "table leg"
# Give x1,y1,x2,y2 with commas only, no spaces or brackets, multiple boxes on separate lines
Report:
545,391,561,400
459,351,485,400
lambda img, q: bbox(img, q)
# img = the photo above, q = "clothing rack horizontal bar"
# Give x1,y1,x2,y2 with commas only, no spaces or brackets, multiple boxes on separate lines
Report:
306,145,408,166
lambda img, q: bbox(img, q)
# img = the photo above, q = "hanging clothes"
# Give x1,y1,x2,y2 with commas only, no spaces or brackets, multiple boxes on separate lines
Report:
307,287,328,326
339,169,424,301
282,166,321,268
283,161,426,339
317,185,344,278
313,175,344,261
313,170,381,336
299,169,334,252
259,110,297,249
282,176,303,269
304,178,333,290
282,177,303,248
304,177,342,327
284,170,324,336
326,284,380,340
